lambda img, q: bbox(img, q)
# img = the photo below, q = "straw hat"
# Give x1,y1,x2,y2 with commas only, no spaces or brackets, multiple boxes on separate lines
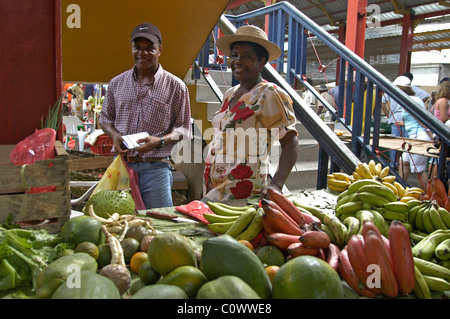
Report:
216,25,281,62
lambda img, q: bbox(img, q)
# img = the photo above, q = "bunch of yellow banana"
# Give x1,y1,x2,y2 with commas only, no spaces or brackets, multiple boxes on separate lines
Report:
352,160,392,181
205,202,264,242
327,172,352,192
413,255,450,298
407,200,450,234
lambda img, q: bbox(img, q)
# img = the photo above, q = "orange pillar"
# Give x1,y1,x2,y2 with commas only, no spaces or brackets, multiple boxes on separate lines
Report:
345,0,367,58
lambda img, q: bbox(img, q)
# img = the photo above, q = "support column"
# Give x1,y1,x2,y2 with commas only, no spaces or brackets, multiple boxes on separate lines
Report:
345,0,368,58
399,14,413,75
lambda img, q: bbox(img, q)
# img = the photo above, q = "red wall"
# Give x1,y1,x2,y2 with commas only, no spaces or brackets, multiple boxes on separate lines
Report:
0,0,61,145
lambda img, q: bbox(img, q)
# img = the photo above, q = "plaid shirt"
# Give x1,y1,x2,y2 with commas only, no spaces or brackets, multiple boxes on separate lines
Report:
100,65,192,158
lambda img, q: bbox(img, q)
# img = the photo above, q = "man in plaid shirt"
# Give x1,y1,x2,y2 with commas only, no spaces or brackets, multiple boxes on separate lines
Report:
100,22,192,209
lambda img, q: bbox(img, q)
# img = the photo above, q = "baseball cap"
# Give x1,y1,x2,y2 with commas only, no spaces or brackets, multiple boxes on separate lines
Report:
393,75,411,87
131,22,162,44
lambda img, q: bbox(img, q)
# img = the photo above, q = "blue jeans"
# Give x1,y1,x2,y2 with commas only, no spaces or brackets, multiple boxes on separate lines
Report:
390,124,407,168
127,161,173,209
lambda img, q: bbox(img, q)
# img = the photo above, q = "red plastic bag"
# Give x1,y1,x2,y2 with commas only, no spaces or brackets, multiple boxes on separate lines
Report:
122,158,146,211
10,128,57,194
10,128,56,165
175,200,213,224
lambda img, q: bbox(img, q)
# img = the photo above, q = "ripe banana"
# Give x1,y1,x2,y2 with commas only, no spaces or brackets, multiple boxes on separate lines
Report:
379,166,390,179
353,171,364,181
437,207,450,228
423,274,450,291
382,182,398,196
234,207,264,241
343,216,360,244
368,160,377,176
393,181,406,198
413,257,450,281
375,163,382,176
435,238,450,261
356,163,374,179
354,191,391,207
203,213,240,223
413,265,431,299
382,201,409,213
331,172,352,182
407,199,423,210
412,229,450,261
358,184,398,202
327,178,350,192
381,175,396,183
403,190,422,200
225,208,257,238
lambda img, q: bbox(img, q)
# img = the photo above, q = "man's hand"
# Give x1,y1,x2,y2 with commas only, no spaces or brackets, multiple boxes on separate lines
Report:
135,136,161,153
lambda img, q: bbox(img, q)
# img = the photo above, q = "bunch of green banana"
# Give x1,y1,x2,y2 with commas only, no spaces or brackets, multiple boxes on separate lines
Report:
320,214,347,248
413,257,450,298
205,202,264,242
412,229,450,261
408,200,450,234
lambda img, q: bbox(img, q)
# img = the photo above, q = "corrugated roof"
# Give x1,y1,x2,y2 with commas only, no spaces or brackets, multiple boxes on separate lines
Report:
226,0,450,51
225,0,450,84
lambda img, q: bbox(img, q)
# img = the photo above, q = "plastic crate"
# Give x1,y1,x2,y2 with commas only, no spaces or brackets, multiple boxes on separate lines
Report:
91,135,114,156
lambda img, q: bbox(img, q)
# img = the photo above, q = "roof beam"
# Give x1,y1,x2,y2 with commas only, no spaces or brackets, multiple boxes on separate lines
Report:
306,0,343,27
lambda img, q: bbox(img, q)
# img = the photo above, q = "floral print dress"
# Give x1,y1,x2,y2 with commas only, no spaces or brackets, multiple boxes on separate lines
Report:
203,80,298,201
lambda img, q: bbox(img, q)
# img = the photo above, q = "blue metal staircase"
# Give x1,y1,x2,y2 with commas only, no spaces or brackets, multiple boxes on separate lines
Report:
194,1,450,190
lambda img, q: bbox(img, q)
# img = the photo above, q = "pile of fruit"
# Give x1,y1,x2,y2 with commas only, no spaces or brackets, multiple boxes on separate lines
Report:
2,161,450,299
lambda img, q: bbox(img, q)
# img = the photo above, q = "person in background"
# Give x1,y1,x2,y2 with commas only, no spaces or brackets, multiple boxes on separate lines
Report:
84,84,95,100
302,77,317,109
427,90,437,113
316,84,336,120
433,80,450,125
202,24,299,201
392,76,432,188
99,22,192,209
402,72,431,104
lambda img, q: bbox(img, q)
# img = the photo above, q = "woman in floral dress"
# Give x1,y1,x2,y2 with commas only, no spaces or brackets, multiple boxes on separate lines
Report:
203,25,299,201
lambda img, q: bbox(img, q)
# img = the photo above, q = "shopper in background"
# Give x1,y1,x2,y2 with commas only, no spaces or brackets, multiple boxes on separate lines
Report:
99,22,192,209
433,80,450,125
402,72,431,104
393,76,432,188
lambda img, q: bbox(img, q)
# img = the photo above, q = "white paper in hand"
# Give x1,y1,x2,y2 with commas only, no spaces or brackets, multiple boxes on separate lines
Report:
122,132,150,149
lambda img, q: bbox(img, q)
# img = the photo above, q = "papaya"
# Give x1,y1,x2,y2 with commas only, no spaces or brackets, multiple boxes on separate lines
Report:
60,215,105,246
35,253,98,299
51,270,121,299
200,235,272,299
272,255,344,299
147,232,197,276
131,284,189,299
196,275,260,299
157,265,207,298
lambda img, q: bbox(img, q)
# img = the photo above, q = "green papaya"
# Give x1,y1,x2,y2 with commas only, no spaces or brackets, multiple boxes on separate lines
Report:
60,215,105,246
35,253,98,299
131,284,188,299
51,270,120,299
196,275,260,299
200,235,272,299
157,265,207,298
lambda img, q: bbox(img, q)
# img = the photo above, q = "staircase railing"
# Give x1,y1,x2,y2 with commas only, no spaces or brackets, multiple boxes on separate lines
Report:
195,1,449,190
